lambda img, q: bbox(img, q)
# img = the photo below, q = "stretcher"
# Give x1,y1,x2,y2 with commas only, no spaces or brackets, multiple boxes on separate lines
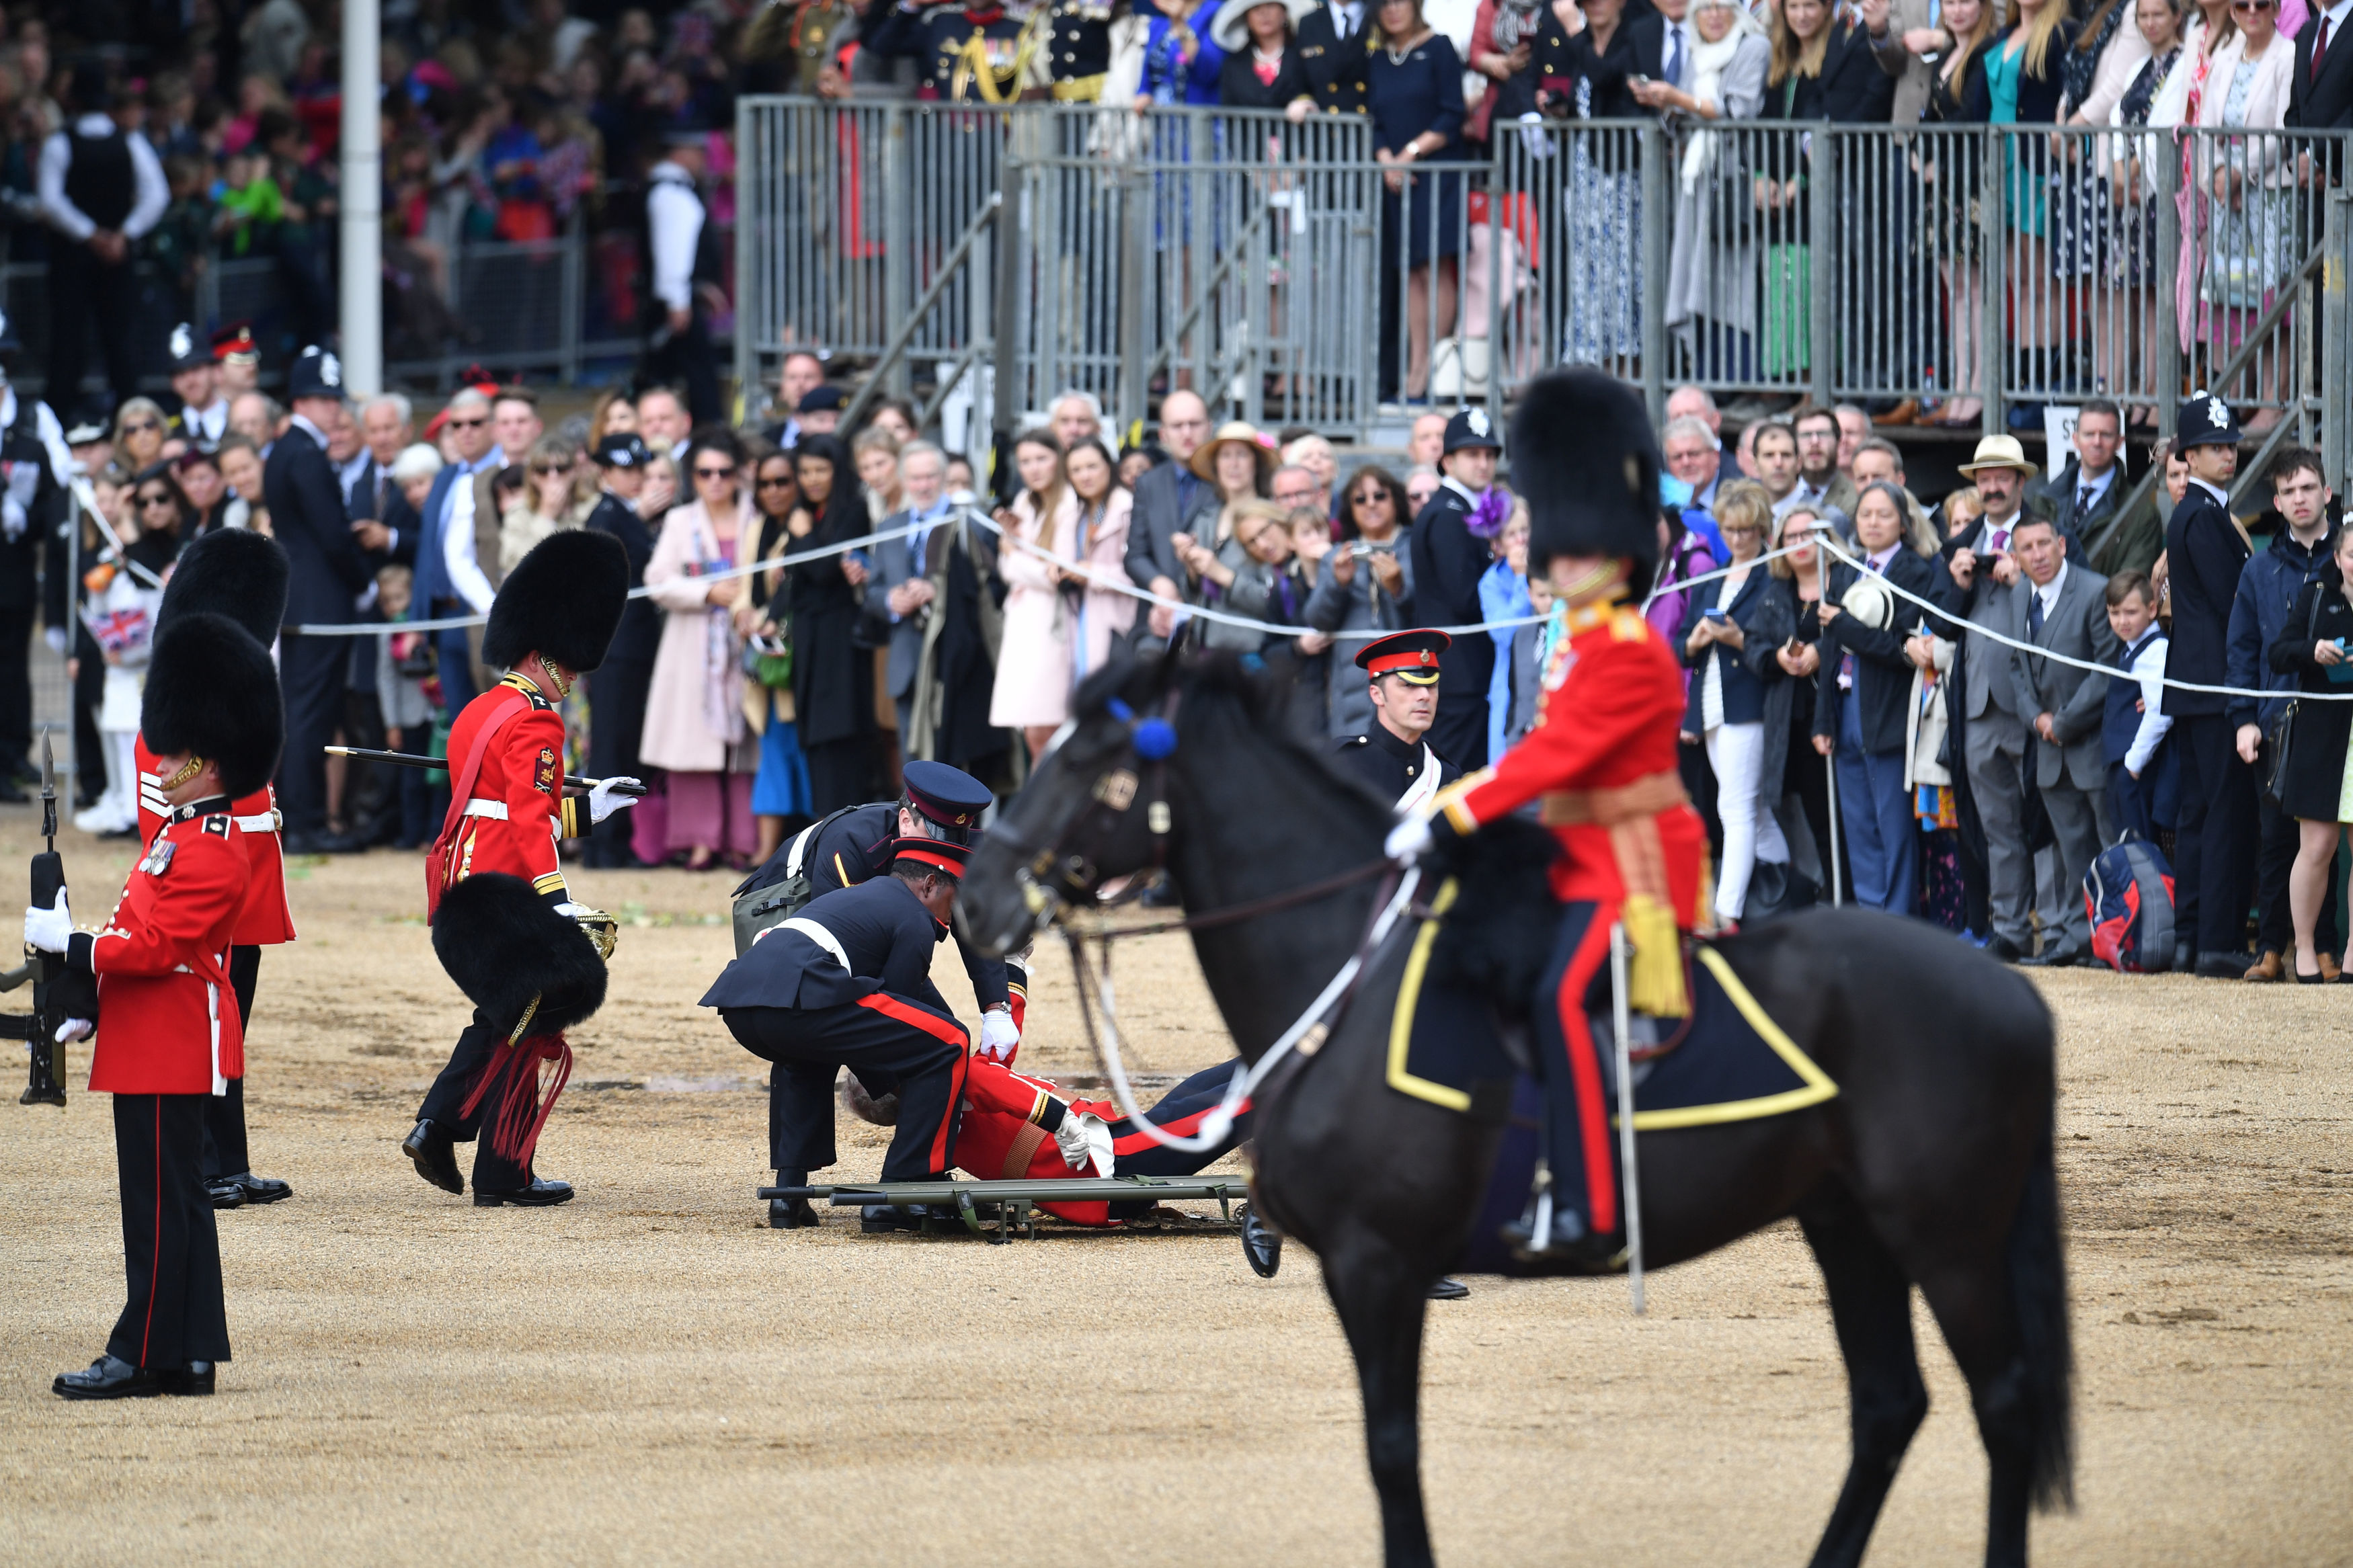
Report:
754,1175,1254,1242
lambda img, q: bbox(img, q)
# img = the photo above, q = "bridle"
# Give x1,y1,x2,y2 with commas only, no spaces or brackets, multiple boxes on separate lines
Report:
990,685,1414,1153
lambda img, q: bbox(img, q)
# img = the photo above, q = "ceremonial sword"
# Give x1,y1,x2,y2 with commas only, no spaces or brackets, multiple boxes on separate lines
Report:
323,746,649,796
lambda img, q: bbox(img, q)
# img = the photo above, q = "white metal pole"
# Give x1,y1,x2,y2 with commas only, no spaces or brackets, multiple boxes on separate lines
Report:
340,0,383,396
1609,923,1644,1316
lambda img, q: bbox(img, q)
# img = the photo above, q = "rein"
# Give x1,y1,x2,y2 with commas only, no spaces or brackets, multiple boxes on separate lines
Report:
1086,857,1396,942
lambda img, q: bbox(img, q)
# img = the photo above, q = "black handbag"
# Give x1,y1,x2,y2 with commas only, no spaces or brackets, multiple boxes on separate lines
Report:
2264,585,2325,807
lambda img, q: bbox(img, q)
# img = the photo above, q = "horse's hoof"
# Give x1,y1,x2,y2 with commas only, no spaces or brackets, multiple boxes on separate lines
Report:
1240,1204,1283,1278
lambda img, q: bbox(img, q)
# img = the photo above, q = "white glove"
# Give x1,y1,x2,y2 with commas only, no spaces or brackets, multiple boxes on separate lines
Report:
24,891,71,954
1054,1110,1113,1177
978,1007,1020,1063
42,625,65,654
588,776,641,825
54,1018,91,1043
1384,815,1433,863
1518,113,1556,161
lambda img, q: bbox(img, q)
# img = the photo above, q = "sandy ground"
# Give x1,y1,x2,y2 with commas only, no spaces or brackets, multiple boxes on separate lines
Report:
1,815,2350,1567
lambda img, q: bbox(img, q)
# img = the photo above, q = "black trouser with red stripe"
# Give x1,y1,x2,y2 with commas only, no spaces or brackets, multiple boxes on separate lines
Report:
1104,1062,1255,1220
1533,900,1621,1243
109,1094,230,1370
417,1009,536,1194
723,993,970,1181
201,946,262,1180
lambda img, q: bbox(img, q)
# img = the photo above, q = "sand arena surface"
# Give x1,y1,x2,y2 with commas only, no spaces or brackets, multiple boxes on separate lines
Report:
1,817,2349,1566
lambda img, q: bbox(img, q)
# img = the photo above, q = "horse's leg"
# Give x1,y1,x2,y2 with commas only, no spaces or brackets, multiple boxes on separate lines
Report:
1914,1257,2034,1568
1322,1231,1436,1568
1797,1191,1931,1568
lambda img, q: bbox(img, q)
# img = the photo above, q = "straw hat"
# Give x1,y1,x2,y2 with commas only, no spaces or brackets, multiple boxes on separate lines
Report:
1189,421,1278,484
1211,0,1316,51
1955,433,2039,479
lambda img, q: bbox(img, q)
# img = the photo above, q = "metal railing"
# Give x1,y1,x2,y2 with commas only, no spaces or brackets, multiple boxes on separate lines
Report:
737,101,2353,456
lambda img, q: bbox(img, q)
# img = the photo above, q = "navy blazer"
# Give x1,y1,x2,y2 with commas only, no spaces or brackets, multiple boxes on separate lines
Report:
266,421,374,626
1679,563,1772,730
700,874,950,1013
1814,548,1938,755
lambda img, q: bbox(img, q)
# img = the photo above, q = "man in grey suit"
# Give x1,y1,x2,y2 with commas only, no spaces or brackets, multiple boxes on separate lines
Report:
1941,436,2041,961
1122,389,1218,652
2007,515,2120,966
865,441,961,737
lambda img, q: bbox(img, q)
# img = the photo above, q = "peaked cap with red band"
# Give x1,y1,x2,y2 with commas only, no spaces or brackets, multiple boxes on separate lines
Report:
1355,628,1451,686
893,837,973,879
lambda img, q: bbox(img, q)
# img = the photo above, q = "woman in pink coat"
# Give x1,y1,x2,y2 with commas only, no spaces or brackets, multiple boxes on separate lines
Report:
990,434,1137,760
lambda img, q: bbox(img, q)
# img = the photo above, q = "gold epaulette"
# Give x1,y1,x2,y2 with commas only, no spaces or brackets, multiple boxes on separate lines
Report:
1611,607,1648,642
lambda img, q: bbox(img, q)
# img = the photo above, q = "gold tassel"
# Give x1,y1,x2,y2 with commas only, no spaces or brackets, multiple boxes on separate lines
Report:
1622,895,1688,1019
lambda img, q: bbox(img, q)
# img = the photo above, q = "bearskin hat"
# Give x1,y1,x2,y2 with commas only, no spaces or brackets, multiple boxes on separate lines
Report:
480,529,631,675
431,873,609,1036
1509,368,1662,590
157,526,289,645
139,613,284,798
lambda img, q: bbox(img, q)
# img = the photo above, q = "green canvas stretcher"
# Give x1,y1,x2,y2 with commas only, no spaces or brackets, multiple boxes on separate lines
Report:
753,1175,1254,1243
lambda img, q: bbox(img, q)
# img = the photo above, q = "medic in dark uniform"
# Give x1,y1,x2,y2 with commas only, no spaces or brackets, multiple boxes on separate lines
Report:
705,837,990,1231
736,757,1027,1045
402,531,636,1206
1333,628,1460,811
133,528,296,1211
865,0,1051,101
1407,407,1509,774
37,610,282,1399
1390,370,1707,1270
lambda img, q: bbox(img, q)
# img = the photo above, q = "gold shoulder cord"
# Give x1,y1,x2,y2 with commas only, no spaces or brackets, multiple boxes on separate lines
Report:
951,19,1042,103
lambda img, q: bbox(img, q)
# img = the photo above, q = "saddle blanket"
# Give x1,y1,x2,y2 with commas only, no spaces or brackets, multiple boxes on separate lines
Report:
1386,932,1839,1131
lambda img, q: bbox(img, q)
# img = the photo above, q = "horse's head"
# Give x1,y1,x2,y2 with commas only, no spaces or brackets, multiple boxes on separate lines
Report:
959,656,1185,958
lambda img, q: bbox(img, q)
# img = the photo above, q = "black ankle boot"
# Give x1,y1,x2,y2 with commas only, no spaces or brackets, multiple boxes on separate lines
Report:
770,1169,820,1229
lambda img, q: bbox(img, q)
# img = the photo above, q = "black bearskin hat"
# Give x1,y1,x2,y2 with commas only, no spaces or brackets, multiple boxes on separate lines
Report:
481,529,631,675
157,526,289,646
139,613,284,798
431,873,609,1036
1510,368,1663,591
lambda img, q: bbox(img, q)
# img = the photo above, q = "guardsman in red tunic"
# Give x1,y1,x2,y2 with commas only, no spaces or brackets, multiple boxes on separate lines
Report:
134,527,298,1210
36,612,282,1398
1389,370,1706,1270
402,530,635,1206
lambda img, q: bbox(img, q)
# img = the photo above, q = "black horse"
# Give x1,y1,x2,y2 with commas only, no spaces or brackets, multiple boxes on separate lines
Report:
960,657,2073,1568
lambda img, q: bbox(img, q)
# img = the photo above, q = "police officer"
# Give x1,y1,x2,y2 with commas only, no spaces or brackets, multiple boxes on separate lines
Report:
865,0,1051,101
1408,406,1507,773
132,529,297,1210
643,126,723,424
403,531,637,1205
34,610,282,1398
1294,0,1372,112
735,759,1026,1049
2163,393,2259,977
1047,0,1119,97
164,323,228,446
584,434,660,871
705,837,985,1231
1334,629,1460,812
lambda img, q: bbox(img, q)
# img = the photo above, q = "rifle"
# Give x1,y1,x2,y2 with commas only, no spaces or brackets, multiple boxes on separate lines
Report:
324,745,648,796
10,733,67,1106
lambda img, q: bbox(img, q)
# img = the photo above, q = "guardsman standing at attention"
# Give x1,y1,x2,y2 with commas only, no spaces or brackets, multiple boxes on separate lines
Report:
36,610,282,1399
1334,629,1460,813
733,758,1027,1046
133,528,298,1211
1388,369,1707,1270
401,530,637,1206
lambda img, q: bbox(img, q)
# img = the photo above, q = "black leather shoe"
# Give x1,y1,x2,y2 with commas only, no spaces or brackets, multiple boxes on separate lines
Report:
205,1178,248,1210
1427,1277,1470,1301
159,1361,216,1396
2173,938,2195,975
475,1177,574,1207
861,1203,929,1233
1985,935,2025,963
401,1120,463,1195
1501,1211,1627,1273
1240,1205,1283,1278
2195,950,2255,979
215,1172,292,1204
54,1356,161,1400
770,1196,820,1228
2021,944,2085,969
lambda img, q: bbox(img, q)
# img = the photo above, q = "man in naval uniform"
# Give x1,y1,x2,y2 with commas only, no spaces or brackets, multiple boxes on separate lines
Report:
1333,628,1461,813
865,0,1051,102
1295,0,1372,113
1047,0,1119,98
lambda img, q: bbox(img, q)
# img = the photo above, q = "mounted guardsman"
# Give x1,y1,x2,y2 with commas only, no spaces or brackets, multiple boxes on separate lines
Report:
1332,628,1460,813
34,610,282,1399
1387,368,1708,1270
732,758,1026,1048
132,528,297,1211
400,530,637,1207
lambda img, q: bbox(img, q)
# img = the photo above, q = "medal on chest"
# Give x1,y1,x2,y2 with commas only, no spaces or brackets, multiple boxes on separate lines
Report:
139,837,177,878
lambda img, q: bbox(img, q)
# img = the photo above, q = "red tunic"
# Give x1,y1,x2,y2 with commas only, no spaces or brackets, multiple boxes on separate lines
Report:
430,673,584,913
953,1062,1159,1227
1431,593,1708,923
84,805,250,1094
134,735,295,946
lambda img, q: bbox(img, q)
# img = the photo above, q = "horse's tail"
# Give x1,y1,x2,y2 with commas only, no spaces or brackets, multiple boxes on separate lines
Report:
2009,1112,2075,1512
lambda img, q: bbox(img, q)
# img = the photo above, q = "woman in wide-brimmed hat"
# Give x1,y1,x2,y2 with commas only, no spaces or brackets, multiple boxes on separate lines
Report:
1187,421,1276,503
1213,0,1318,110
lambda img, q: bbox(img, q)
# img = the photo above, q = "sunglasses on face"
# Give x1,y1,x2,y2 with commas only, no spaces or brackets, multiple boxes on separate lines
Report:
138,492,175,508
446,415,487,429
2231,1,2274,11
756,474,797,489
695,465,735,480
530,462,567,477
122,419,161,435
1353,489,1392,505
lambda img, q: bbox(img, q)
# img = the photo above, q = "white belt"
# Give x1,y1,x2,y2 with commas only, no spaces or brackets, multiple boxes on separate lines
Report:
233,810,280,833
778,917,851,972
463,798,510,821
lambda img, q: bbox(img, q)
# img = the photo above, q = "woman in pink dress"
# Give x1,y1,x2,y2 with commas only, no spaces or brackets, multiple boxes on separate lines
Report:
990,435,1137,761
